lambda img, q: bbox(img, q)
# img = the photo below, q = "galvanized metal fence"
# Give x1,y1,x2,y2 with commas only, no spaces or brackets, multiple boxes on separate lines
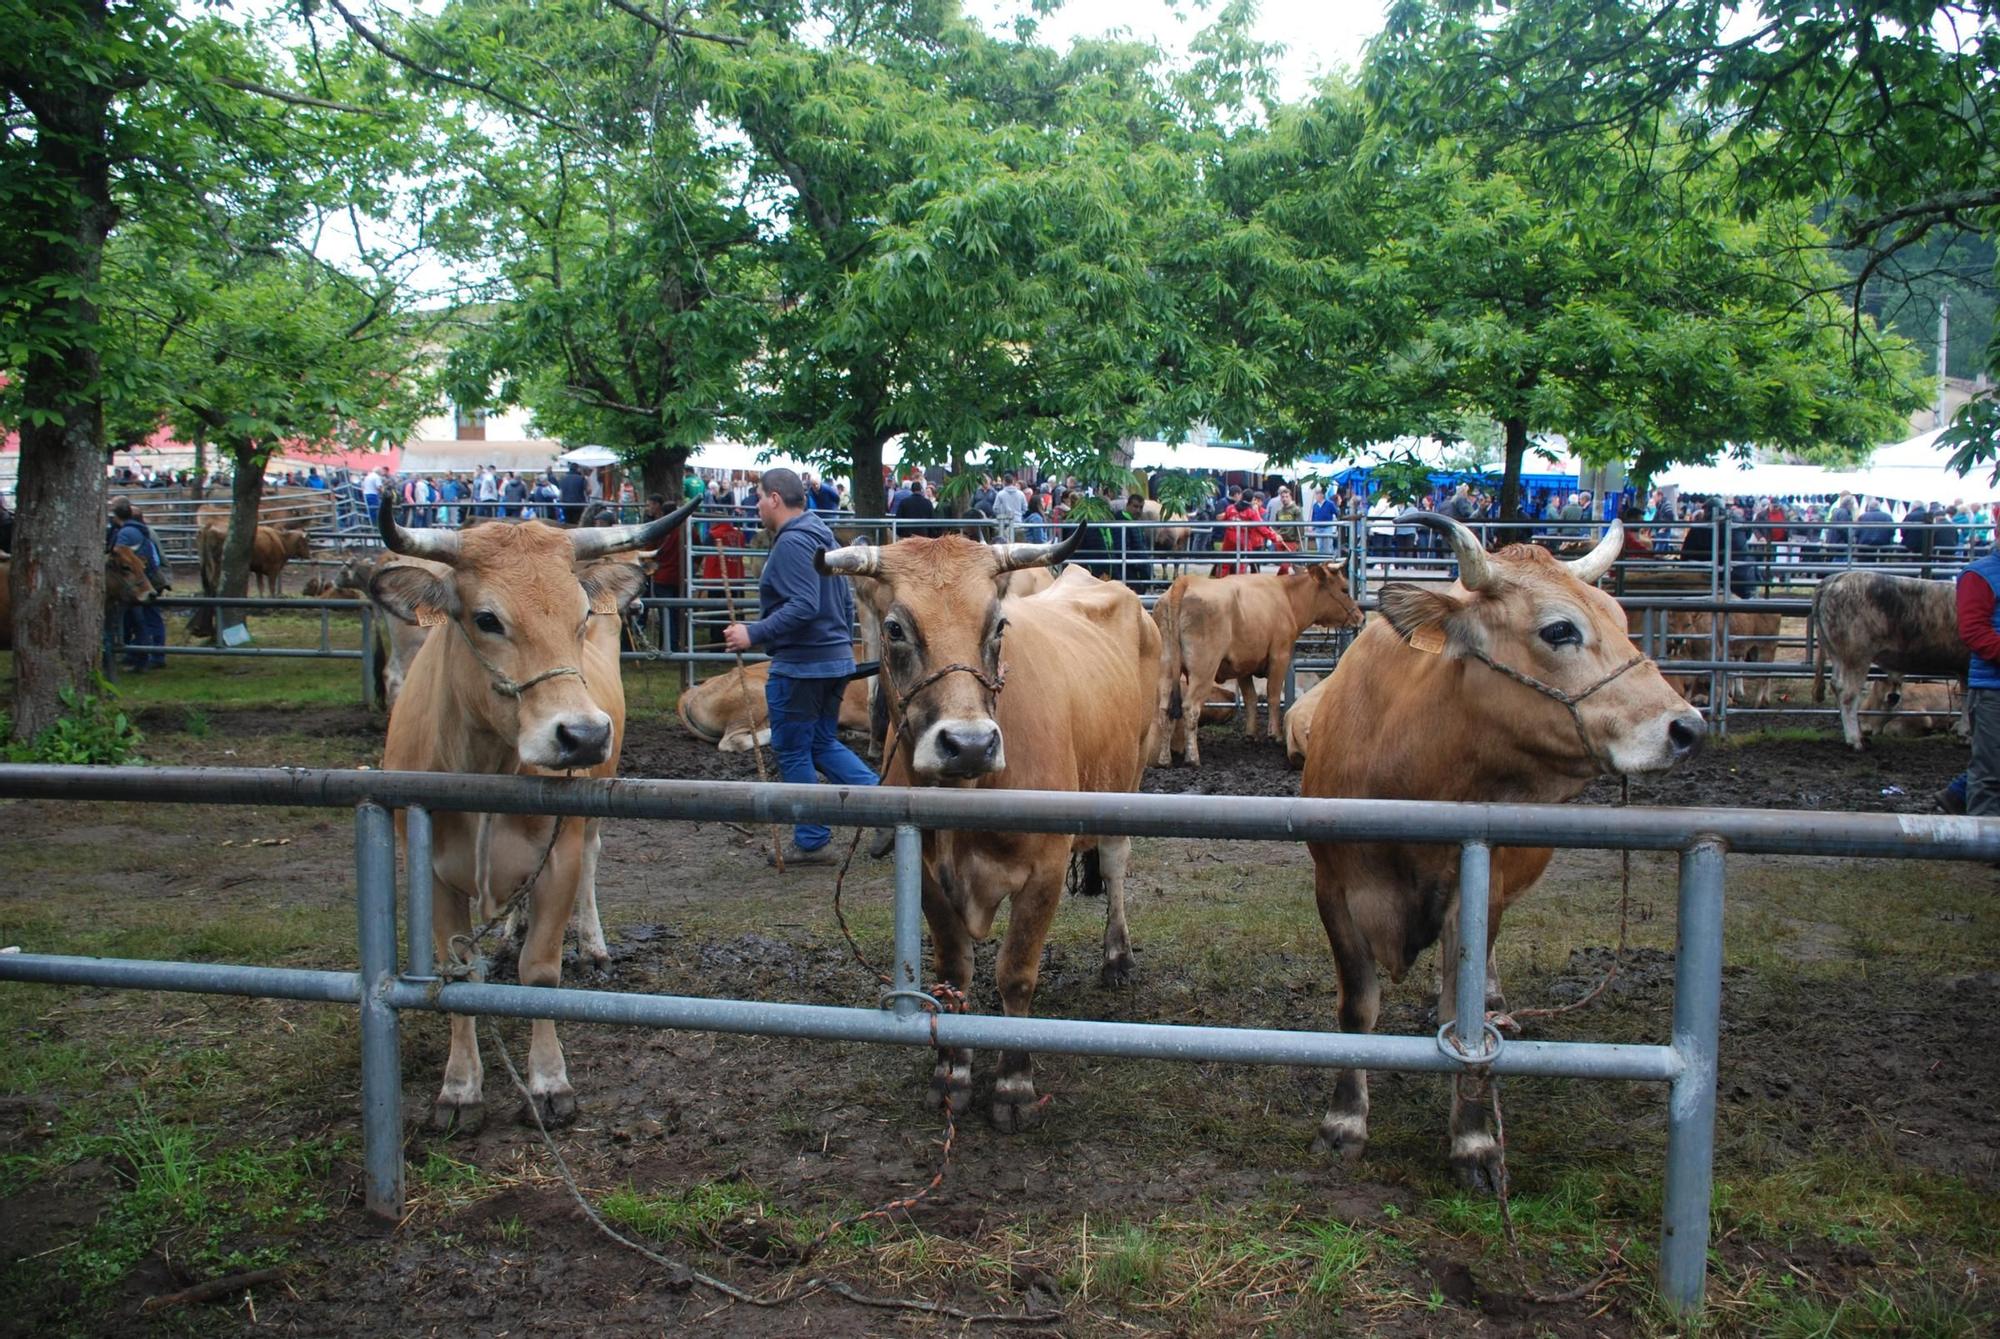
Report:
4,763,1996,1312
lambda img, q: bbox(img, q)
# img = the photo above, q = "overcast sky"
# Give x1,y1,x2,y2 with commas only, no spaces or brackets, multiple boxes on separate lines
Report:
969,0,1390,103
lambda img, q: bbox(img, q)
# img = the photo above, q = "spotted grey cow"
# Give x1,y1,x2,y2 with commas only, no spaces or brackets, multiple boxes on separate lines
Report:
1811,569,1968,750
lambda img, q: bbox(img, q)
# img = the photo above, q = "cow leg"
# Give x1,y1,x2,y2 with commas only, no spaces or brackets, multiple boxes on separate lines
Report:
569,819,610,976
991,869,1064,1132
1836,665,1867,749
1266,650,1293,744
515,866,578,1128
1309,866,1379,1161
1238,674,1261,740
1096,837,1135,987
1438,897,1506,1191
922,873,975,1118
431,876,486,1134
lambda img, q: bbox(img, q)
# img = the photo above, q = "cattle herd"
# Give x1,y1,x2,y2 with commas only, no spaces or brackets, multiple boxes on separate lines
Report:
80,498,1967,1185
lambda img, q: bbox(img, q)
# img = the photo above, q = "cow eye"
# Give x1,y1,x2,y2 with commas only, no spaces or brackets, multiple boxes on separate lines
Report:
883,619,906,643
473,611,505,635
990,617,1009,641
1538,619,1580,647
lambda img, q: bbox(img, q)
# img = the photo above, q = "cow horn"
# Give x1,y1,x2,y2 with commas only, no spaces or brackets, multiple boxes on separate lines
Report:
817,539,881,576
379,495,461,562
1406,512,1496,591
1563,520,1625,585
990,524,1085,573
569,497,699,560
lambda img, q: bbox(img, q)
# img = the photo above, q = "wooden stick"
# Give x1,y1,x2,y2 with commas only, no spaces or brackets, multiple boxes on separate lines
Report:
142,1267,285,1313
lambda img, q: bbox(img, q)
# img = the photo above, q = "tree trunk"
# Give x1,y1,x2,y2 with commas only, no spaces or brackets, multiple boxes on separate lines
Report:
849,436,887,517
640,445,688,508
217,443,268,636
9,7,118,740
189,427,207,500
1498,417,1529,522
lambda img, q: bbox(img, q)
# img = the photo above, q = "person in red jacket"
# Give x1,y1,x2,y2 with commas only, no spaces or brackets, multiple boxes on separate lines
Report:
1219,491,1283,576
1954,549,2000,818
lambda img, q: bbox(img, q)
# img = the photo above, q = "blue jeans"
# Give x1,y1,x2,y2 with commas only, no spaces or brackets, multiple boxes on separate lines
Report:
766,672,878,850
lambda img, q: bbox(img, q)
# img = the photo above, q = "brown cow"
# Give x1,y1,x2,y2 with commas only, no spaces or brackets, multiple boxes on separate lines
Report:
1662,600,1784,708
373,497,694,1131
679,655,873,752
1301,515,1703,1187
0,547,158,651
819,532,1159,1129
1155,566,1363,765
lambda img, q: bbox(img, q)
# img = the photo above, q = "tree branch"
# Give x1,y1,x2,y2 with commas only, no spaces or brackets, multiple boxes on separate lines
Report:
322,0,588,137
601,0,749,49
212,74,384,116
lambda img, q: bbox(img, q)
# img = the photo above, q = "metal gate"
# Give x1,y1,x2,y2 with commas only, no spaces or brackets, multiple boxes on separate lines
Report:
3,763,1994,1314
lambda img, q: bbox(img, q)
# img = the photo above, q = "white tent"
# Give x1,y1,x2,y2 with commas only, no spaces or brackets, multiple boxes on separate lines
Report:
1658,429,1999,507
1129,441,1272,473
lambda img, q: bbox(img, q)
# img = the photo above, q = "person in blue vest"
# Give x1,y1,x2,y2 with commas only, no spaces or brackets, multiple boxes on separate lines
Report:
107,497,169,670
1955,548,2000,819
723,467,878,865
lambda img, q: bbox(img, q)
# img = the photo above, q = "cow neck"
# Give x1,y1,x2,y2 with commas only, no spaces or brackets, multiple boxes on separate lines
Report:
1458,645,1647,778
1280,570,1320,631
447,615,587,700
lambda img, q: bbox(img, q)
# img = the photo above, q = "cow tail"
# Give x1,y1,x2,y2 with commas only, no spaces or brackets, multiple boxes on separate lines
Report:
1161,589,1185,723
1810,578,1829,703
1068,848,1105,898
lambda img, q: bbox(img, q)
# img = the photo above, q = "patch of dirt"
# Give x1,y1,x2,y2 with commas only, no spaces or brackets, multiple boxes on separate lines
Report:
3,706,1995,1337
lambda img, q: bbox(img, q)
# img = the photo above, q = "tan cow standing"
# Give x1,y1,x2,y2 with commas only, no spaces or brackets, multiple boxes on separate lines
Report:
1302,515,1703,1187
373,497,694,1132
198,522,312,598
820,532,1158,1130
1155,566,1363,766
1662,600,1784,708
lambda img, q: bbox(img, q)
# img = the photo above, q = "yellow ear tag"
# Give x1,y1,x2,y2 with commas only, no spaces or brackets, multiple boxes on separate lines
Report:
416,608,449,628
1408,626,1445,655
589,592,620,617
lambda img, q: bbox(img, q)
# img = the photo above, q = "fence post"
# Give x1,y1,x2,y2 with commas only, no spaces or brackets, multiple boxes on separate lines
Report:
1661,838,1726,1313
404,805,434,982
355,800,405,1220
1452,842,1493,1059
891,824,924,1016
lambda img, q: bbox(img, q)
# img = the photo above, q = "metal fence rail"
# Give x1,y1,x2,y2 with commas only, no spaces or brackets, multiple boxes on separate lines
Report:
4,764,1997,1313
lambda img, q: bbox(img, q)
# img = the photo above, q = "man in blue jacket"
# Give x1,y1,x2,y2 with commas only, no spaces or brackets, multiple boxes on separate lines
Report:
724,468,878,864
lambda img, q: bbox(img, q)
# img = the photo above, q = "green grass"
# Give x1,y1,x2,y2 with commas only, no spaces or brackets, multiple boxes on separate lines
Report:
0,1099,340,1315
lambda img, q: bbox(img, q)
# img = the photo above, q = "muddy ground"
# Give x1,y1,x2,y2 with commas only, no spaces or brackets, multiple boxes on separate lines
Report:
2,706,1996,1337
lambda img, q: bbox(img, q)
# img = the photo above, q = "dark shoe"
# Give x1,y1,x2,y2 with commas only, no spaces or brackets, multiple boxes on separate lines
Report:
1936,786,1968,815
767,840,837,868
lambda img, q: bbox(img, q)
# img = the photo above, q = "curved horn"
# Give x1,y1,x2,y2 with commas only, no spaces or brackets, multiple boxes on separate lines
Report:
378,495,461,563
1406,512,1496,591
1563,519,1624,585
990,523,1085,573
816,540,881,576
569,496,698,561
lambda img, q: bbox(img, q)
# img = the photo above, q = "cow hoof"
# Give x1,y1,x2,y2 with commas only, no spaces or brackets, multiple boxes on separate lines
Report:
520,1089,578,1128
429,1099,486,1136
1450,1152,1500,1194
1450,1134,1502,1193
581,953,613,983
1099,954,1134,989
990,1094,1046,1133
1309,1117,1368,1162
929,1067,971,1117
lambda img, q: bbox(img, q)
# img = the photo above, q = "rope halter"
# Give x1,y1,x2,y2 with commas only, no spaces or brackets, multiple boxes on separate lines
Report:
1460,646,1648,778
449,615,590,700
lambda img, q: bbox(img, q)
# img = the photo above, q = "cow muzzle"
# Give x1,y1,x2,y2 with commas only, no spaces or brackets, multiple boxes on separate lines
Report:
913,718,1004,779
532,711,615,770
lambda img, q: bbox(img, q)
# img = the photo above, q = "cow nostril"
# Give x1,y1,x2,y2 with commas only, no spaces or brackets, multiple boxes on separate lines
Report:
555,719,611,761
1668,715,1707,756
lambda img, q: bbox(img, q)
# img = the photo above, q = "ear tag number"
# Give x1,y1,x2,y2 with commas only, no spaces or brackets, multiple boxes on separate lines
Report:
417,608,449,628
1409,627,1445,655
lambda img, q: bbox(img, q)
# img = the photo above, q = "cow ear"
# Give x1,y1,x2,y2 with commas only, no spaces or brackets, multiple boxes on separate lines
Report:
579,560,646,616
370,564,459,627
1376,582,1464,651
